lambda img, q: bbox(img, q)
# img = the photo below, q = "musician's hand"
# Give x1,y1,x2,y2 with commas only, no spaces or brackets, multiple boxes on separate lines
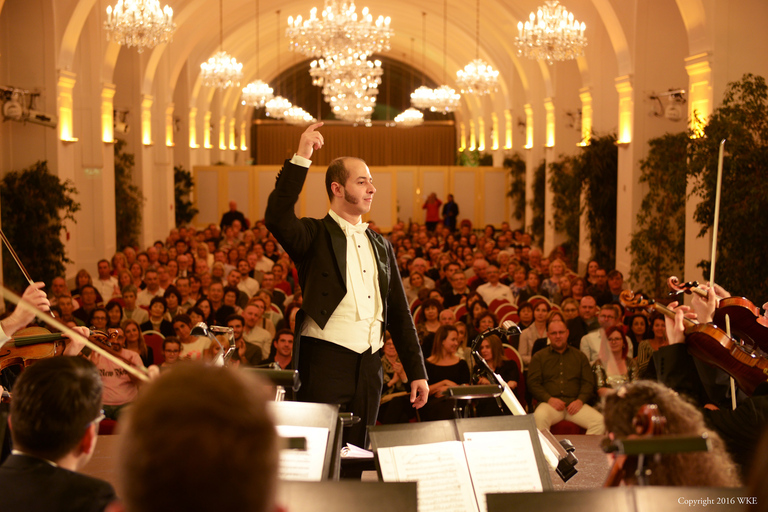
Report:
62,326,91,355
548,397,566,411
712,283,730,300
410,379,429,409
704,403,720,411
664,301,688,345
2,282,50,336
691,285,717,323
147,365,161,380
296,122,324,159
566,399,583,415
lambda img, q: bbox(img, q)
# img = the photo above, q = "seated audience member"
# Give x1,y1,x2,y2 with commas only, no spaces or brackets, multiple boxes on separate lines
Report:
72,269,103,303
518,270,549,303
403,271,427,304
73,285,100,324
474,311,498,334
236,259,259,298
592,325,639,398
0,357,117,512
626,313,650,358
585,268,613,306
121,285,149,325
476,265,514,305
114,365,278,512
105,300,124,329
223,285,245,314
242,300,274,359
160,337,181,369
636,313,669,378
172,314,211,361
603,380,740,486
136,269,164,308
474,334,524,415
518,300,550,365
226,314,262,367
123,319,154,368
205,280,235,326
140,297,175,337
515,301,534,332
420,325,471,421
88,307,108,332
560,297,580,322
264,329,294,370
58,294,85,327
527,318,603,434
580,304,623,364
94,259,120,302
443,270,470,308
92,326,146,420
163,287,184,320
566,295,598,349
378,332,416,425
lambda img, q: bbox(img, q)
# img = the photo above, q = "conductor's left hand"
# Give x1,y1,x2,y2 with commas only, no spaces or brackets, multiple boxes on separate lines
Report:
410,379,429,409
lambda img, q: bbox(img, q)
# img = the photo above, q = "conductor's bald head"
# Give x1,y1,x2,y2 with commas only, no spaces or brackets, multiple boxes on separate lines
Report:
117,364,278,512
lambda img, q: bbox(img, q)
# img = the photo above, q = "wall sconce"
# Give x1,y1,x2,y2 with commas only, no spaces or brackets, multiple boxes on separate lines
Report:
649,89,687,122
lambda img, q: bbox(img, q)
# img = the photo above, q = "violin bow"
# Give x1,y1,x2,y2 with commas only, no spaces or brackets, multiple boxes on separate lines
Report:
0,227,55,318
1,286,150,382
709,139,736,409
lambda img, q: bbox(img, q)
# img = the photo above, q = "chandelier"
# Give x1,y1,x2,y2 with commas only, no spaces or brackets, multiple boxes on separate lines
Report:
242,0,274,107
284,106,316,125
411,86,435,110
515,0,587,64
105,0,176,53
395,108,424,128
329,89,376,123
287,0,392,61
430,85,460,113
456,59,499,95
200,0,243,89
241,81,274,107
309,57,382,101
456,0,498,95
265,96,292,119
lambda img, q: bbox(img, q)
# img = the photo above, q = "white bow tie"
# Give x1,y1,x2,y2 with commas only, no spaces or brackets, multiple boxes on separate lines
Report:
341,222,369,236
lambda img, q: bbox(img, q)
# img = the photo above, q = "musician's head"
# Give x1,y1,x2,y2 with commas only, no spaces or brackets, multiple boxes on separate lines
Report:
325,157,374,217
9,356,103,466
117,364,278,512
603,380,740,487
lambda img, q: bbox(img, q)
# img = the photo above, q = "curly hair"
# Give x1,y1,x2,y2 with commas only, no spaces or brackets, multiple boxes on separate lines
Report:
603,380,741,487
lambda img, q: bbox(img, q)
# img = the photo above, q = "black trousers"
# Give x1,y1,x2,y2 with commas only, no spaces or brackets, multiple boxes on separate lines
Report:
297,336,383,448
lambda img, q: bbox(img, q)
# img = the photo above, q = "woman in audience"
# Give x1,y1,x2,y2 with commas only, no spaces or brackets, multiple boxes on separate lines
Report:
474,311,498,334
570,277,586,302
421,325,470,421
111,252,128,276
123,319,153,367
557,275,573,304
404,272,427,304
475,334,519,390
264,239,280,263
584,259,600,286
516,301,534,331
593,325,639,398
378,333,415,424
129,262,145,290
454,321,473,371
187,306,205,327
626,313,651,359
541,258,567,303
166,259,179,281
417,298,443,337
73,269,103,303
117,269,133,293
636,313,669,378
223,286,243,315
88,307,108,331
603,380,740,486
518,300,551,365
163,287,184,320
105,300,124,329
561,298,580,321
141,297,175,337
194,298,214,326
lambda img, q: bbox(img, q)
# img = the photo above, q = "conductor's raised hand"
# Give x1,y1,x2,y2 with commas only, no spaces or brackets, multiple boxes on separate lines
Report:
297,122,324,159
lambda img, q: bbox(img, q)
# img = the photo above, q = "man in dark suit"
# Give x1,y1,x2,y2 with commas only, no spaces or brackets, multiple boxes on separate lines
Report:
0,356,117,512
265,123,428,447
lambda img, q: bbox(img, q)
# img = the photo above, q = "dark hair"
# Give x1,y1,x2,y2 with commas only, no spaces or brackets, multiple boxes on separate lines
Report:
149,296,167,313
431,324,458,360
88,307,108,326
105,299,124,326
173,314,192,327
603,381,740,486
325,157,352,200
474,311,498,331
163,286,182,304
274,329,294,343
162,337,181,351
226,314,245,326
10,357,102,461
118,365,278,512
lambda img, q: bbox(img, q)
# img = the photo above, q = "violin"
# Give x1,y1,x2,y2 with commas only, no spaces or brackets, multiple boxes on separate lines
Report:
668,277,768,354
0,326,68,372
621,290,768,396
604,403,666,486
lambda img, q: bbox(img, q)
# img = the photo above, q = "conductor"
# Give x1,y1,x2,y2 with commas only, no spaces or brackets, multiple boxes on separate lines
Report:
265,123,429,447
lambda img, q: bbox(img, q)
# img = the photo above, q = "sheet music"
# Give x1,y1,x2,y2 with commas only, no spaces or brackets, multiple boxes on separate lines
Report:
275,425,329,481
462,430,543,512
378,441,479,512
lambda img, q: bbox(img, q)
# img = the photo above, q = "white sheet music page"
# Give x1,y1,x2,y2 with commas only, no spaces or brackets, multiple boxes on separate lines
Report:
377,441,479,512
275,425,329,481
462,430,543,512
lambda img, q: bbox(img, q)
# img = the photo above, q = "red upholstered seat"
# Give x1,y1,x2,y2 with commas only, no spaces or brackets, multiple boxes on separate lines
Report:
549,420,586,435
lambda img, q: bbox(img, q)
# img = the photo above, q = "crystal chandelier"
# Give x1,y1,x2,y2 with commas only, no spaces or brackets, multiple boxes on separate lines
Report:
200,0,243,89
411,86,435,110
395,108,424,128
105,0,176,53
284,106,316,125
515,0,587,64
242,0,274,107
430,85,460,113
431,0,460,114
329,89,376,123
287,0,392,61
265,96,292,119
309,57,382,101
241,81,274,108
456,0,498,95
